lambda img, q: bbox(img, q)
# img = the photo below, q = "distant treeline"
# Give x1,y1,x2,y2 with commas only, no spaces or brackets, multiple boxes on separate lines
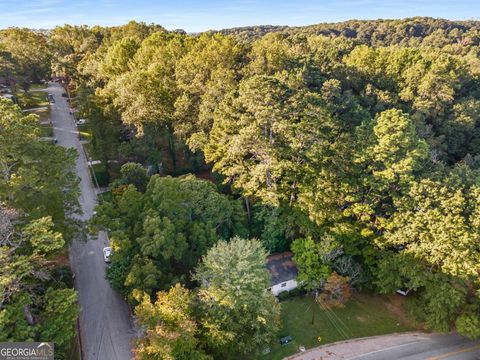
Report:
216,17,480,45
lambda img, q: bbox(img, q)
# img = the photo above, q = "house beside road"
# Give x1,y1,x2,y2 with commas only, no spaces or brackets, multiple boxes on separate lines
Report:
266,251,299,296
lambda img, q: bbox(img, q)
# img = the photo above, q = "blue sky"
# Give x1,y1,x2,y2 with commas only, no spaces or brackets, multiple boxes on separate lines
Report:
0,0,478,31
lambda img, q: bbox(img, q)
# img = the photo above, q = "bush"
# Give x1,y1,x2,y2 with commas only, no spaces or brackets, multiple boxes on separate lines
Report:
51,266,74,288
289,287,307,297
91,163,109,187
456,313,480,339
277,291,290,301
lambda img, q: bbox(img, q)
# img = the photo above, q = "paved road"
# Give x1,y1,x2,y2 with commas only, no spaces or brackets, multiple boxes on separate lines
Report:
49,83,134,360
287,332,480,360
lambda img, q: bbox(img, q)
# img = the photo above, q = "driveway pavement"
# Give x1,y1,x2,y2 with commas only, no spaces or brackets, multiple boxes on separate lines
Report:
286,332,480,360
49,83,134,360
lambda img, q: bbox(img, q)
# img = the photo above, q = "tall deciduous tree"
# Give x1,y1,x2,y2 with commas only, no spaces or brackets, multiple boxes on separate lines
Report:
0,28,51,89
193,237,280,358
134,284,210,360
93,175,247,300
0,98,79,234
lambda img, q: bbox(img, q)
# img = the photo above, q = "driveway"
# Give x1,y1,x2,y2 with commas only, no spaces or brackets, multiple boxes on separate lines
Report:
49,83,134,360
286,332,480,360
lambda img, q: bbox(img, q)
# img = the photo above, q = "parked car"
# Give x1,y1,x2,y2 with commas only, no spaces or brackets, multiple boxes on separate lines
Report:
61,92,68,97
102,247,112,263
76,119,87,125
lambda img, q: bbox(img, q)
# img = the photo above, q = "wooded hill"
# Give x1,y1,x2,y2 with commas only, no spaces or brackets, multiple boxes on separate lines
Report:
1,17,480,358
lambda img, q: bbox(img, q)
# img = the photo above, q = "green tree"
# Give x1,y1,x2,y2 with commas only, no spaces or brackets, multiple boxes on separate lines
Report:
205,75,340,207
456,313,480,340
291,237,333,291
0,28,51,89
39,288,79,347
193,237,280,358
174,33,244,151
117,162,149,192
360,109,429,184
134,284,210,360
93,175,247,300
0,98,79,233
99,36,140,79
0,205,78,351
292,236,339,324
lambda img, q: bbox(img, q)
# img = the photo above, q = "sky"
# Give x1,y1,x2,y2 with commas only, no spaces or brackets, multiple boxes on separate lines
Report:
0,0,478,31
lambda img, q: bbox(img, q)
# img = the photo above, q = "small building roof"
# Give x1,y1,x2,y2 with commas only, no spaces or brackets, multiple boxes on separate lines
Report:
266,251,298,286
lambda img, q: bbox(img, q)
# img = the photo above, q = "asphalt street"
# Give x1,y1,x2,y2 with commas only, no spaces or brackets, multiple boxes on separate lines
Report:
49,83,134,360
288,332,480,360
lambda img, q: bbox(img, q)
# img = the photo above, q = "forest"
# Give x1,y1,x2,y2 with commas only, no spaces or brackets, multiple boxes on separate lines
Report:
1,16,480,359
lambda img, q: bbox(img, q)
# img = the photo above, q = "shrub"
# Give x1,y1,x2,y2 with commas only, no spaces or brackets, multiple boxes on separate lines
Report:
91,163,109,187
277,290,290,301
319,272,351,309
289,287,306,297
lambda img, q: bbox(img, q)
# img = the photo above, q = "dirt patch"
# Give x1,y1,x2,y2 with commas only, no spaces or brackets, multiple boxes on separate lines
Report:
195,169,215,182
382,294,420,329
51,252,71,267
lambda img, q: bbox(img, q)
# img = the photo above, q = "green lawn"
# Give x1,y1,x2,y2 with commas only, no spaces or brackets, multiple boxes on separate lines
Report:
77,124,92,142
64,335,81,360
30,83,48,90
17,90,49,109
34,108,51,122
38,125,53,137
16,90,51,122
262,294,412,360
99,190,113,203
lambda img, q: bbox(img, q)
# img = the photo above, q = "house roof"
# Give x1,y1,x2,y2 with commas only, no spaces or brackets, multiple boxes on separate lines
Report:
266,251,298,286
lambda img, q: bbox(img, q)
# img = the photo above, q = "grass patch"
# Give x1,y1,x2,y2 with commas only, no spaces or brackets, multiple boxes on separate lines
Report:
17,90,49,109
30,83,47,90
38,125,53,137
77,124,92,141
63,333,81,360
31,107,51,122
99,190,113,203
262,294,412,360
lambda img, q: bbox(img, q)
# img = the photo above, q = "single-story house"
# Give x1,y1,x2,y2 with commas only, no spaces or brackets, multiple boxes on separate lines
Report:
266,251,298,296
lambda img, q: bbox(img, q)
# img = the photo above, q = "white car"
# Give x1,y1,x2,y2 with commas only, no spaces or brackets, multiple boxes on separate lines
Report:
102,247,112,263
76,119,87,125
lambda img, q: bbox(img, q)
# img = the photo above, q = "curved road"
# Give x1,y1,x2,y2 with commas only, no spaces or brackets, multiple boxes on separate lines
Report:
287,332,480,360
49,83,134,360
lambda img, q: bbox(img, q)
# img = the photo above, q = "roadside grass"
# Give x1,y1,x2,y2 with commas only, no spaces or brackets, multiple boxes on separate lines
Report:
29,104,51,122
30,83,47,90
38,125,53,137
16,89,51,122
261,294,413,360
64,335,81,360
91,162,110,187
77,124,92,142
99,190,113,203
